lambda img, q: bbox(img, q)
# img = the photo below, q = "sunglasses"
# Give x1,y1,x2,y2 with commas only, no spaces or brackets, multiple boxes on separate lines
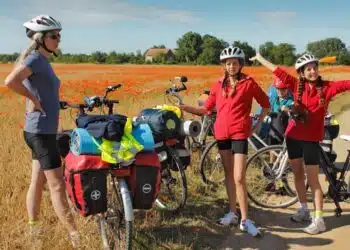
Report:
46,32,61,40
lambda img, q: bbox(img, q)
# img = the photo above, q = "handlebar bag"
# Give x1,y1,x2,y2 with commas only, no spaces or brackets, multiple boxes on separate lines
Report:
76,114,127,142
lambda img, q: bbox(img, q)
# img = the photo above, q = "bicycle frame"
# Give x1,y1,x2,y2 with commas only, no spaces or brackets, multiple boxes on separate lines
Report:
253,141,290,181
318,145,350,216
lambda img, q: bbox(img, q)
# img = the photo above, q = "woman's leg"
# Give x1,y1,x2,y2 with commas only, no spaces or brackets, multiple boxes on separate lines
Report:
233,153,248,220
26,160,46,221
305,165,323,213
232,140,260,236
44,166,77,233
291,158,308,205
219,149,236,214
286,138,310,222
216,139,238,225
303,142,325,234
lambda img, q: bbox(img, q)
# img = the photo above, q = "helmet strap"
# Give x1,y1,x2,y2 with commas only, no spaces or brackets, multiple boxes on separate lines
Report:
39,39,57,56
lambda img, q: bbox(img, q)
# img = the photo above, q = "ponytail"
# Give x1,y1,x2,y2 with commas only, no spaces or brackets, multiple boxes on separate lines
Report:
221,70,229,97
296,76,305,105
316,76,325,106
16,32,44,65
297,70,324,107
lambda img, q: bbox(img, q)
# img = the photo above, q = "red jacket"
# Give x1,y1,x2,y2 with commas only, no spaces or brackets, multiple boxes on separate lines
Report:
274,67,350,141
204,74,270,140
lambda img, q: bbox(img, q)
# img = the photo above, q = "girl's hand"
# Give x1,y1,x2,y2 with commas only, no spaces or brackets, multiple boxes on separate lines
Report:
280,105,289,112
249,52,262,62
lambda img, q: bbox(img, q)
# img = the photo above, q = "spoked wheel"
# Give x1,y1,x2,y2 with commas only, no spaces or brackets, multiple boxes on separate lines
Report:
200,140,225,185
98,177,133,250
245,145,299,208
155,148,187,214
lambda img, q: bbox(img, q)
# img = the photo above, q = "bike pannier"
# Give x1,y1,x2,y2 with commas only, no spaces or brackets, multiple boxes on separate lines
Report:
64,152,109,216
127,152,161,209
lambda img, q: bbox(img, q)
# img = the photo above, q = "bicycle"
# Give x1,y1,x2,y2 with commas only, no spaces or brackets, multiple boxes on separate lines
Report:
245,113,350,215
60,84,134,250
164,76,216,154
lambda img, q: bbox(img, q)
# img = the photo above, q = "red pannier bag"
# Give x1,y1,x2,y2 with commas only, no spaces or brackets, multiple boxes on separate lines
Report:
127,152,161,209
64,152,110,216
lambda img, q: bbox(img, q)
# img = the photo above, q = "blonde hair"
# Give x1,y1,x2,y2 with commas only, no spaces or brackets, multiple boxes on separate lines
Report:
16,32,44,65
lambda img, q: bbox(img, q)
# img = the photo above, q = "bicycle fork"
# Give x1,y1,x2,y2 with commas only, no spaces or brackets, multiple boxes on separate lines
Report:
119,179,134,222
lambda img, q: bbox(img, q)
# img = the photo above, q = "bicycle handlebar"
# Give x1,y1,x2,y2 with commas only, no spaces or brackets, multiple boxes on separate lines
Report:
60,84,122,114
165,76,188,95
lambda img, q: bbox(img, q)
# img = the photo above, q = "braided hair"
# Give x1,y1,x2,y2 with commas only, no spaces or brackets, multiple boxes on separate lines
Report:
221,68,243,98
296,67,325,107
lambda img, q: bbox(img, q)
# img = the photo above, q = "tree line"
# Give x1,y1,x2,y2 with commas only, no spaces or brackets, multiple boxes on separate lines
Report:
1,32,350,65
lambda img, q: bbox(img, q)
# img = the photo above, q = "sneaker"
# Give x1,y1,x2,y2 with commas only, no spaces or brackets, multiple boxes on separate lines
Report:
240,219,261,237
69,231,81,249
217,212,239,226
303,217,326,235
291,208,311,223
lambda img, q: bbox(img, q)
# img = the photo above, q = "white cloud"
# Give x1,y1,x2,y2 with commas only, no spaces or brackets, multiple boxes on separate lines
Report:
10,0,200,25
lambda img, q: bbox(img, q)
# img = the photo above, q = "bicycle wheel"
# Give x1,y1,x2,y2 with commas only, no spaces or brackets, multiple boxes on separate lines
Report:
98,177,133,250
200,140,225,185
155,147,187,213
246,145,299,208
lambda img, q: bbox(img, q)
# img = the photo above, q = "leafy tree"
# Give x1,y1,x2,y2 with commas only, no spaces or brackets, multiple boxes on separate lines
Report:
176,31,203,63
152,45,166,48
197,34,227,64
306,38,347,59
259,41,275,62
91,51,107,63
272,43,296,66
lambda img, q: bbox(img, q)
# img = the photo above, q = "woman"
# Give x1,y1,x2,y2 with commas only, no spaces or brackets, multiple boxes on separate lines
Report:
250,52,350,234
180,46,270,236
4,15,79,246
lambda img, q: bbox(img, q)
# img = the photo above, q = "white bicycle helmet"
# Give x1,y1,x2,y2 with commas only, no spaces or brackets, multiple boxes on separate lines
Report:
295,53,319,71
220,46,245,62
24,15,61,37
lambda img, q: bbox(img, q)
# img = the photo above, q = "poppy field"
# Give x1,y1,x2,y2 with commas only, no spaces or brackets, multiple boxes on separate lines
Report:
1,63,350,249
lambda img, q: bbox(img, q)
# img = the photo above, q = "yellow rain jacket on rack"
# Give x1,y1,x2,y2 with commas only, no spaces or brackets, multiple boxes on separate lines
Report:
92,118,144,165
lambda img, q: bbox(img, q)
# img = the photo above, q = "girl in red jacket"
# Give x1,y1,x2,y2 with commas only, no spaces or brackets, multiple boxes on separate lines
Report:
180,46,270,237
250,52,350,234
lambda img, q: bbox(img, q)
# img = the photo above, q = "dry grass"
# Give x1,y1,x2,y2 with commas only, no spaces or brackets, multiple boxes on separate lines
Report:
0,63,350,249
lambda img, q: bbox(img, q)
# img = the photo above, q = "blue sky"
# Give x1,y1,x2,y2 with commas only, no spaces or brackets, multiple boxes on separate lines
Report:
1,0,350,54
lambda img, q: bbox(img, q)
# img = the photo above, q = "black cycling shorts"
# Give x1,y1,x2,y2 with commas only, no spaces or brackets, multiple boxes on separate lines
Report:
286,137,320,165
217,139,248,155
23,131,62,170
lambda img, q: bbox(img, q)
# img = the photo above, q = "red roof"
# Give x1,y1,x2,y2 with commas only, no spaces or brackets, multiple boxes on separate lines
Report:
145,48,171,57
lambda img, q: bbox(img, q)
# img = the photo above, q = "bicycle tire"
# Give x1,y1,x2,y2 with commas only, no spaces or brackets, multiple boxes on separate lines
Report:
246,144,299,208
200,140,225,185
98,178,133,250
155,147,188,214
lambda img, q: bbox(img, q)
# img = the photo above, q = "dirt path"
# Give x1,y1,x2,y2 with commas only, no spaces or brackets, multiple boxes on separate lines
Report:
219,110,350,250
